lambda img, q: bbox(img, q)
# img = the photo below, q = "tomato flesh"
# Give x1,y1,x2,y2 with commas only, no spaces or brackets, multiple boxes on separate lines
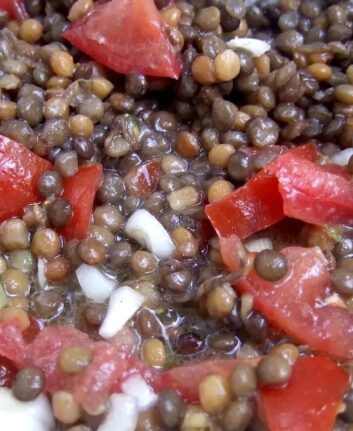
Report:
0,355,17,388
150,358,258,403
59,164,103,240
64,0,181,79
260,357,349,431
221,240,353,359
0,135,52,222
0,0,27,19
206,173,284,239
266,152,353,226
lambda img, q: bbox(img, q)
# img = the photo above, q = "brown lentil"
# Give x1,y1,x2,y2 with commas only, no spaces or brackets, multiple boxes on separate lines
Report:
230,363,257,397
0,306,30,330
142,338,166,367
68,0,94,23
59,346,92,375
254,250,288,282
206,285,236,319
191,55,216,85
271,343,299,366
222,399,253,431
50,51,75,78
208,179,234,203
52,390,82,425
1,269,30,297
12,366,45,401
199,374,232,414
175,131,200,159
0,219,29,250
69,114,94,137
32,228,61,259
214,49,241,82
257,354,292,385
167,186,200,212
78,238,106,265
18,19,43,43
158,389,183,429
335,85,353,104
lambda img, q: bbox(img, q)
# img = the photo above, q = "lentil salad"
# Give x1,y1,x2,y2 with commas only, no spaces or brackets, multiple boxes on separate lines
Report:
0,0,351,430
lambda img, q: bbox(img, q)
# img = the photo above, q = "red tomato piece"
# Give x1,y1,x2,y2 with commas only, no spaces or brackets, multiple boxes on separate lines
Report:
259,357,349,431
150,359,257,403
59,164,103,240
287,142,318,161
205,173,284,239
227,245,353,359
265,153,353,226
0,0,27,19
0,321,142,411
0,135,52,222
64,0,181,79
0,355,17,388
124,161,163,197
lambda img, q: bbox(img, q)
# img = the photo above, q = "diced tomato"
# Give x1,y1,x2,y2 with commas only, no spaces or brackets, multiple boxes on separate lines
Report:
59,164,103,240
150,359,258,403
260,357,349,431
0,0,27,19
0,135,52,222
265,153,353,226
0,321,142,411
220,241,353,359
207,144,353,239
0,355,17,388
124,161,163,197
206,173,284,239
287,142,318,161
64,0,181,79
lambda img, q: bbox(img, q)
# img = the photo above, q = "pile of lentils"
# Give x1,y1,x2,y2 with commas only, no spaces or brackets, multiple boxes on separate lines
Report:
0,0,352,429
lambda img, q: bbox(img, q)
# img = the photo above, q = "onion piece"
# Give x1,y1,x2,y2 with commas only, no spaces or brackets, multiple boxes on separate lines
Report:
331,148,353,166
124,209,175,259
0,388,54,431
245,237,273,253
226,37,271,57
98,394,138,431
122,374,158,411
76,264,116,303
37,258,46,289
99,286,144,339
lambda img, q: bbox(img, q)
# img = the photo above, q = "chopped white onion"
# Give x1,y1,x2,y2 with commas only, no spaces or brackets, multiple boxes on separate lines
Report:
245,238,273,253
76,264,116,303
124,209,175,259
37,258,46,289
98,394,139,431
0,388,54,431
122,374,158,411
331,148,353,166
227,37,271,57
99,286,144,339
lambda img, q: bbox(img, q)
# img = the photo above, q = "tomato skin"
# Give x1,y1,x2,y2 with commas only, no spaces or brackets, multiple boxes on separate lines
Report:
0,0,27,19
221,240,353,359
59,164,103,240
64,0,181,79
0,135,52,222
265,153,353,226
206,173,284,239
260,357,349,431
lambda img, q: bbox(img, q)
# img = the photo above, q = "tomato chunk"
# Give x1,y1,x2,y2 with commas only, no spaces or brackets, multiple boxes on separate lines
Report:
260,357,349,431
207,144,353,239
0,321,141,411
221,240,353,359
0,0,27,19
59,164,103,240
265,152,353,226
206,173,284,239
151,359,258,403
0,135,52,222
64,0,181,79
